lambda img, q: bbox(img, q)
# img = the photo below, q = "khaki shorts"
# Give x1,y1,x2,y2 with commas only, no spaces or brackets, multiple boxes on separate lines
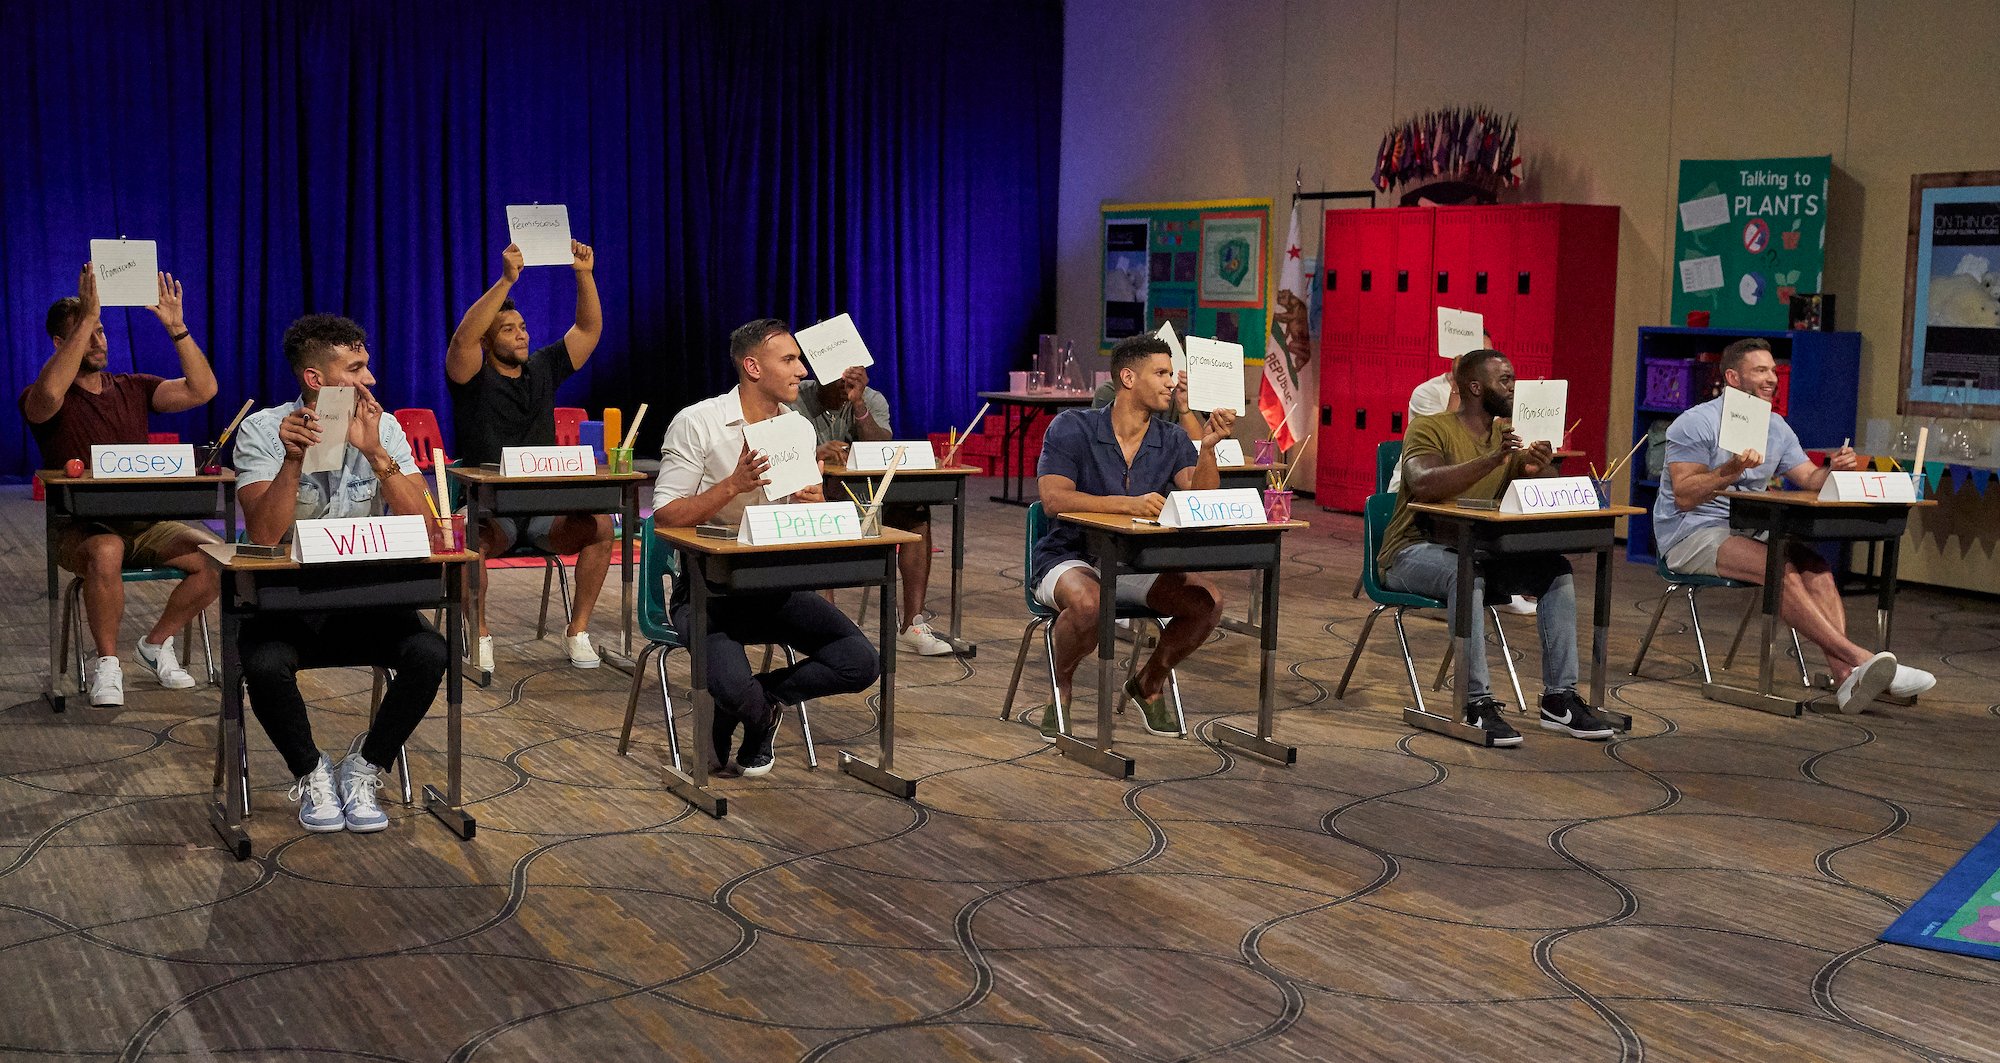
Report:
1662,525,1767,577
55,520,220,575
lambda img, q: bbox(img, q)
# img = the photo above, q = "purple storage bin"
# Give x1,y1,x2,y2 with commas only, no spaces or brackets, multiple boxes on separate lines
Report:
1642,359,1702,411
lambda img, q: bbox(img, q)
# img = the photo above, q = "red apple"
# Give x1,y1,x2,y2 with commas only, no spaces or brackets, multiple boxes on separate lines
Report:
64,458,85,478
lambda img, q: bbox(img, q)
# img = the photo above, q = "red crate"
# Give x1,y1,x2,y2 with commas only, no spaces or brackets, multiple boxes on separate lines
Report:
1773,363,1792,417
148,432,181,444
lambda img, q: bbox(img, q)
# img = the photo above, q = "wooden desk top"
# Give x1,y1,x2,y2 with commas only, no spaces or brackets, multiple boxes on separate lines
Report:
822,464,982,478
446,467,648,485
1408,501,1645,523
1218,462,1288,473
199,543,479,571
1722,489,1938,509
657,524,922,556
1057,512,1310,535
37,470,236,486
975,390,1095,405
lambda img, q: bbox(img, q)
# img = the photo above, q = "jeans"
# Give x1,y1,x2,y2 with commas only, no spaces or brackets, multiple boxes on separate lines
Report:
240,608,448,779
670,591,880,757
1381,543,1579,704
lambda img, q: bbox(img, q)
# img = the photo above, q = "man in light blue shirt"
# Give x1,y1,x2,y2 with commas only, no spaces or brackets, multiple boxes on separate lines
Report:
1654,337,1929,710
232,314,447,835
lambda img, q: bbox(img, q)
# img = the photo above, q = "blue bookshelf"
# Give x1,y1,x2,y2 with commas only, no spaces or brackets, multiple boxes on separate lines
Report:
1624,326,1861,565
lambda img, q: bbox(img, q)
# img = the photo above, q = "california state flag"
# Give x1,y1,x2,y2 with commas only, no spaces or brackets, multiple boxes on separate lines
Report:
1259,203,1314,450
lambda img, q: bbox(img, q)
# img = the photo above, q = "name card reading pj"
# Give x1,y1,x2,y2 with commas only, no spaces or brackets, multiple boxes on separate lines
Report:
90,444,196,479
738,501,864,546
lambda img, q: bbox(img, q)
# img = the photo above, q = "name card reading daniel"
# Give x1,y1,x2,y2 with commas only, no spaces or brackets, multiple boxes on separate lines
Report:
1184,336,1244,414
90,443,196,479
738,501,863,545
90,239,159,306
795,313,875,382
848,441,935,470
506,204,574,266
1159,488,1268,528
1818,470,1917,503
1718,387,1772,457
500,445,597,477
1509,380,1567,447
1499,476,1601,515
742,411,821,501
292,515,432,564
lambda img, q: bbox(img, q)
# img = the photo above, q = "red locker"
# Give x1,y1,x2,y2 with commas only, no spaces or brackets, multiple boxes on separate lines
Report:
1320,212,1364,349
1389,211,1436,362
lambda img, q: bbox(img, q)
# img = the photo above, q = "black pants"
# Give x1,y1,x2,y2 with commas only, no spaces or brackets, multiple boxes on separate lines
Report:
240,608,448,779
670,591,879,758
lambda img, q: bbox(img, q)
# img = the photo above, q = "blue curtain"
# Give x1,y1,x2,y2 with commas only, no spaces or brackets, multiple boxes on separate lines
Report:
0,0,1061,476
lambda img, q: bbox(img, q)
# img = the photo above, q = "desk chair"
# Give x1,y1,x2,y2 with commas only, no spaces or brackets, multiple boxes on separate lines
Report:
1631,559,1810,687
616,515,819,771
554,407,587,448
436,461,578,680
1000,503,1186,738
1353,440,1404,598
1337,492,1526,715
392,409,446,470
58,568,215,692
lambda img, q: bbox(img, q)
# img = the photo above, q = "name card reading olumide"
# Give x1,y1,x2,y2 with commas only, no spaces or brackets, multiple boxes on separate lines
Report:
1818,470,1917,503
89,443,196,479
847,441,935,471
1158,488,1268,529
292,515,433,564
738,501,863,546
1499,476,1602,515
500,445,597,477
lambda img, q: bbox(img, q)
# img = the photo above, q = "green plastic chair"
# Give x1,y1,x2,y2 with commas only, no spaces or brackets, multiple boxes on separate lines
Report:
1352,440,1407,598
1631,557,1809,687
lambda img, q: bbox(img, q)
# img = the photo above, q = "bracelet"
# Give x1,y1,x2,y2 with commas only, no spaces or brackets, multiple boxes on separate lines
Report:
169,330,191,343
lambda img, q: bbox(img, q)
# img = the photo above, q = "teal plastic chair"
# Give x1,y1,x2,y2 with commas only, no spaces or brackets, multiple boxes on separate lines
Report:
1631,557,1808,686
1000,502,1186,738
59,566,215,691
1352,440,1407,598
1337,492,1525,714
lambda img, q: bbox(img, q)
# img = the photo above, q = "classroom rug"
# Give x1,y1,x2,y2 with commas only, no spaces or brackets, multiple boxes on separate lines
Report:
1882,819,2000,961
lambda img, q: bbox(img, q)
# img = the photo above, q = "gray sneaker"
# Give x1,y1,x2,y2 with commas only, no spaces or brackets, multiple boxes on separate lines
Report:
288,756,345,833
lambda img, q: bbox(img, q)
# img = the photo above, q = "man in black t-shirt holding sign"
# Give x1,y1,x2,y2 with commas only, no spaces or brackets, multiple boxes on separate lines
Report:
446,240,612,673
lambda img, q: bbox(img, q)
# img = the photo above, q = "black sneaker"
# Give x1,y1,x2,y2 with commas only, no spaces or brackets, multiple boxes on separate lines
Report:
1538,689,1616,740
737,705,783,778
709,712,741,778
1464,697,1523,747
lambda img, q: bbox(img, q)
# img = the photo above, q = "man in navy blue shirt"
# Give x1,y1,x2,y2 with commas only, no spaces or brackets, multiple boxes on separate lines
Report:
1029,333,1235,741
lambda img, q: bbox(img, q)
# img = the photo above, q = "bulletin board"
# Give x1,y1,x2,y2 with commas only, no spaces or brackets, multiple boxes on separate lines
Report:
1101,197,1271,363
1670,155,1830,330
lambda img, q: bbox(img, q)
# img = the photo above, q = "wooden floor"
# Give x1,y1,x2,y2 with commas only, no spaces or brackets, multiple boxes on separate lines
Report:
4,481,1999,1061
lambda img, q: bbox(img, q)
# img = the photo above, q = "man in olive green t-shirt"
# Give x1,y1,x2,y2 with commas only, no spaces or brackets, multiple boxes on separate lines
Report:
1378,349,1618,747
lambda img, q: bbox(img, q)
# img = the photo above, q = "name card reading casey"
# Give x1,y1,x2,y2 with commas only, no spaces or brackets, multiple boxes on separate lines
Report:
847,441,935,470
1499,476,1602,515
500,445,597,477
90,443,195,479
738,501,863,546
1159,488,1268,528
1818,470,1917,503
291,515,433,564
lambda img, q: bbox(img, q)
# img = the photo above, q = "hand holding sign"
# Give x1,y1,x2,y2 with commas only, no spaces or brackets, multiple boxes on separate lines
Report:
304,386,355,475
795,313,875,382
505,205,574,266
741,411,820,500
722,442,772,498
1184,336,1244,413
90,240,161,306
1509,380,1567,447
501,244,524,285
1718,387,1772,460
571,239,594,274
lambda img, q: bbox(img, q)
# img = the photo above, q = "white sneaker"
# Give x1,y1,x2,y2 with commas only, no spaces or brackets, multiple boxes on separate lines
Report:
897,617,954,657
1835,651,1898,713
1497,595,1538,616
566,632,602,669
88,656,124,707
475,636,494,674
337,752,389,832
137,637,196,690
288,756,345,832
1887,663,1937,698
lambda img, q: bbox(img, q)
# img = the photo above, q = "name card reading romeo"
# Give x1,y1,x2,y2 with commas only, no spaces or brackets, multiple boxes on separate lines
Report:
1159,488,1268,528
1818,470,1917,503
90,239,160,306
291,515,432,564
505,204,574,266
795,313,876,382
848,441,935,470
1718,387,1772,457
742,410,822,500
1508,380,1567,447
89,443,196,479
1211,438,1245,466
1499,476,1601,515
737,501,863,546
500,445,597,477
1184,336,1245,414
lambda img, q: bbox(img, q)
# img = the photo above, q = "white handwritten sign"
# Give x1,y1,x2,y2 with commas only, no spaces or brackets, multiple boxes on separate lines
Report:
303,386,354,475
505,204,574,266
90,443,195,480
738,502,862,546
1211,438,1244,466
291,515,432,564
1159,488,1268,529
1509,380,1567,447
1718,387,1772,458
795,313,876,382
1184,336,1244,414
500,445,597,477
1818,470,1917,503
1156,320,1187,374
848,441,935,471
1499,476,1602,515
742,411,821,501
90,240,159,307
1678,193,1731,231
1437,307,1483,360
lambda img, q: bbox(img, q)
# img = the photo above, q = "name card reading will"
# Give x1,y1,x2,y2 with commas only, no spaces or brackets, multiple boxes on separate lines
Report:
501,445,597,477
1157,320,1187,373
302,386,354,475
1159,488,1268,529
1437,307,1483,360
90,240,160,307
1499,476,1602,515
796,313,876,382
738,501,862,546
848,441,935,470
1184,336,1244,414
1211,438,1244,466
291,514,432,564
505,204,574,266
742,411,821,501
1818,470,1917,503
90,443,195,479
1509,380,1567,447
1718,387,1772,458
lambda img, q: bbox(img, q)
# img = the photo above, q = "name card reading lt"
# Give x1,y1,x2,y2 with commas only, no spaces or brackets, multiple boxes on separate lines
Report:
1159,488,1268,528
292,515,433,564
90,443,196,479
1499,476,1602,515
1818,470,1917,503
500,445,597,477
738,501,864,546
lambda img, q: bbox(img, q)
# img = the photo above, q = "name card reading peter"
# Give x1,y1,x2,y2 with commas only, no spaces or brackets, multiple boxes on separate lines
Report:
738,501,863,546
795,313,876,383
848,441,935,470
1818,470,1917,503
500,445,597,477
291,515,433,564
89,443,196,479
1159,488,1268,529
90,239,160,306
505,204,574,266
742,410,821,501
1499,476,1601,515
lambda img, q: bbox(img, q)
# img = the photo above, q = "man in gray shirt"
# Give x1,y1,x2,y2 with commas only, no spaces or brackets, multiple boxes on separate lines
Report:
1654,337,1930,711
